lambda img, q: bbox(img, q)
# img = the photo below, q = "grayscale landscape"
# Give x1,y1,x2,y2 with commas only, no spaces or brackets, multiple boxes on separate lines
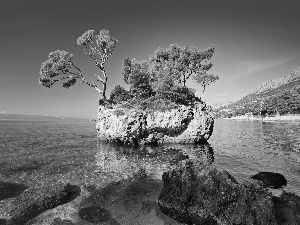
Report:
0,0,300,224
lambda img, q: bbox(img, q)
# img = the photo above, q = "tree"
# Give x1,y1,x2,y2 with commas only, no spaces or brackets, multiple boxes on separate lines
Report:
110,85,130,103
149,43,219,92
193,70,219,93
39,29,118,101
122,58,153,99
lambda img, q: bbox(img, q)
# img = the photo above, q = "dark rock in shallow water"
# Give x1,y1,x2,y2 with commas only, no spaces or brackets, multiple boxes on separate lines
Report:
78,206,111,223
273,191,300,225
158,160,278,225
251,172,287,189
6,183,81,225
0,180,28,201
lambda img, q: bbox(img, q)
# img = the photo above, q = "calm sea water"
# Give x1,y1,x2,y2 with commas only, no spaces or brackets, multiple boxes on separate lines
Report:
0,119,300,223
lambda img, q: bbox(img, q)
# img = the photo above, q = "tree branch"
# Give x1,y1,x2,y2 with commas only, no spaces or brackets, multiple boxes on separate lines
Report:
69,63,103,95
186,69,193,81
89,54,104,71
95,73,105,84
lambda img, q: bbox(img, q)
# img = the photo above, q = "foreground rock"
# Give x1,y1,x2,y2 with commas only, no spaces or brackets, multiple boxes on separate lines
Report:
273,191,300,225
158,160,278,225
6,183,80,225
96,102,214,145
251,172,287,189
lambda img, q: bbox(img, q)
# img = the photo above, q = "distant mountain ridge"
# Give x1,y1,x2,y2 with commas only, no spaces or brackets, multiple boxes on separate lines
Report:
206,99,235,110
214,67,300,117
252,68,300,94
0,114,89,121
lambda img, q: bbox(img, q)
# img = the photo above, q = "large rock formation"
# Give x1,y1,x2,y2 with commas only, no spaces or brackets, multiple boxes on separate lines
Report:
96,102,214,145
158,159,278,225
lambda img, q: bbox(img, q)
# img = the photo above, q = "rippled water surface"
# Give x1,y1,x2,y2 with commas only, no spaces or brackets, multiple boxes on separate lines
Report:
0,119,300,223
209,119,300,195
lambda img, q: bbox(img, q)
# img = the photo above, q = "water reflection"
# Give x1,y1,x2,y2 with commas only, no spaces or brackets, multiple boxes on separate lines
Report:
90,141,214,224
95,140,214,181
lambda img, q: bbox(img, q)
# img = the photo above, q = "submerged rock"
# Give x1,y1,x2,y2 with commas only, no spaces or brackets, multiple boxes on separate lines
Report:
50,217,75,225
96,102,214,145
0,180,28,201
78,206,111,223
158,160,278,225
251,172,287,189
6,183,81,225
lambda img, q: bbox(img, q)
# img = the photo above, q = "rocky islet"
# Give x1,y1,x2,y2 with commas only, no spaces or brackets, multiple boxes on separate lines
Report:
96,102,214,146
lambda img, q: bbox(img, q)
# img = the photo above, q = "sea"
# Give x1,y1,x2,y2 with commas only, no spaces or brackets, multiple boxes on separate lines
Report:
0,119,300,223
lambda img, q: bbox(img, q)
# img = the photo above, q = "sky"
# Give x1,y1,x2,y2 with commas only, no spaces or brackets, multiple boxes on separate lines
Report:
0,0,300,118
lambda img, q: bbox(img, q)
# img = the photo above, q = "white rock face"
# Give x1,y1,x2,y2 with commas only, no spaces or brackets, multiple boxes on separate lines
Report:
96,103,214,145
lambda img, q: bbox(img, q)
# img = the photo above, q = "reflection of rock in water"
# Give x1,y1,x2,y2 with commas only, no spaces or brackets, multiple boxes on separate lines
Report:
94,140,214,181
162,143,215,164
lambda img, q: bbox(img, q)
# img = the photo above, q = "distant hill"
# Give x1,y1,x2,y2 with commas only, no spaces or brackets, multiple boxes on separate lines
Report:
252,68,300,94
206,99,235,110
0,114,90,121
214,68,300,118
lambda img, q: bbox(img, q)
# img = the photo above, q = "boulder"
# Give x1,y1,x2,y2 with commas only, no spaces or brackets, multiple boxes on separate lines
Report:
272,191,300,225
251,172,287,189
96,102,214,145
158,160,278,225
6,183,80,225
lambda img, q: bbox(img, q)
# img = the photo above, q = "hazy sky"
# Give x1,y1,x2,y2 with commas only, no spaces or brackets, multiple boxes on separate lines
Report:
1,0,299,118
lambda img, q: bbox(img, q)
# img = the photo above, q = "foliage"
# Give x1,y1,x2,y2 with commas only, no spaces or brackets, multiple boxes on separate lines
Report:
120,96,178,113
112,108,126,117
39,50,75,88
156,83,197,106
109,85,130,103
193,70,219,93
77,30,118,56
122,58,153,99
39,29,118,101
149,43,219,91
117,43,218,111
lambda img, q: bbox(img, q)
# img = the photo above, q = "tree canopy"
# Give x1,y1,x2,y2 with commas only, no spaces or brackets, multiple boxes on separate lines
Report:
39,29,118,100
39,31,219,110
122,58,153,99
149,43,219,91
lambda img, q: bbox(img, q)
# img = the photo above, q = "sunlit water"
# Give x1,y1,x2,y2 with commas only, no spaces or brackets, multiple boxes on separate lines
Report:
0,119,300,223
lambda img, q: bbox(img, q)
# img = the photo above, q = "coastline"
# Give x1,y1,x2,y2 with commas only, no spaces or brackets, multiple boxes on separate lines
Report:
223,115,300,122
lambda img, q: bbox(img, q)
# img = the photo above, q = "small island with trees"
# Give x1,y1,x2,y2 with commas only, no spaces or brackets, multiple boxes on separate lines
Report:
39,29,219,145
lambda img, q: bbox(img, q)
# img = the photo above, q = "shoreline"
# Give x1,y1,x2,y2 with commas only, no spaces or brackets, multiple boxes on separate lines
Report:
222,115,300,122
